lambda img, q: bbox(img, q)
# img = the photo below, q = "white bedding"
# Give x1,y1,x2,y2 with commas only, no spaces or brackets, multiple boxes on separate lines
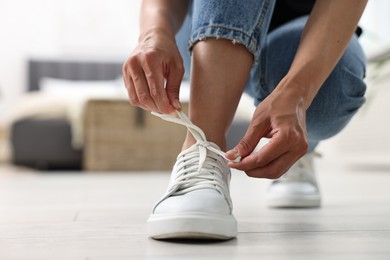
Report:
8,78,128,149
7,78,191,149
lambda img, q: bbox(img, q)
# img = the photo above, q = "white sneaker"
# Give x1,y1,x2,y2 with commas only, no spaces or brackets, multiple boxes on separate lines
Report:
147,111,240,240
266,153,321,208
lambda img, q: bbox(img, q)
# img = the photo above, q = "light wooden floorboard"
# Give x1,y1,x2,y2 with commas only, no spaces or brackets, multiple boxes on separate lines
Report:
0,156,389,259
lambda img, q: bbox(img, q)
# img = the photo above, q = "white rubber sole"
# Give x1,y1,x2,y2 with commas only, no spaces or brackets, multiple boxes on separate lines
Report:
266,194,321,208
147,213,237,240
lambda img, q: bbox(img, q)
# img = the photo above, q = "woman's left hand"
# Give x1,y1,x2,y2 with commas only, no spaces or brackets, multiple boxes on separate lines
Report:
226,78,309,179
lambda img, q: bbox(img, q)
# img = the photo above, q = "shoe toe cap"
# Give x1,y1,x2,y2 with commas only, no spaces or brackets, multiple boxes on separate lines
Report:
268,182,319,196
154,189,231,215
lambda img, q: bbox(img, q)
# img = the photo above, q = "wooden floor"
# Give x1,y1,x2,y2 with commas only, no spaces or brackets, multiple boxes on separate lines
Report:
0,156,389,260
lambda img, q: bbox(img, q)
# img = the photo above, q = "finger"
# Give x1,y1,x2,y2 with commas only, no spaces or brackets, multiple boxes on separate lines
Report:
122,62,140,106
225,116,269,161
166,61,184,111
232,130,307,171
142,52,175,114
122,62,131,91
127,78,141,107
229,133,287,172
129,58,158,111
245,152,299,179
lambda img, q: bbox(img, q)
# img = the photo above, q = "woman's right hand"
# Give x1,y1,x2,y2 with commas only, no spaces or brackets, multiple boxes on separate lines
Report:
122,29,184,114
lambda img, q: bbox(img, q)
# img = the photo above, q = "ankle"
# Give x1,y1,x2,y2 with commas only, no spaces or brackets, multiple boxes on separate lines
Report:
182,134,227,151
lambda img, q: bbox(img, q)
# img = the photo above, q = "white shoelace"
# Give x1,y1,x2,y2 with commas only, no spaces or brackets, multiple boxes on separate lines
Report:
169,147,229,196
151,110,239,209
151,110,241,164
278,153,319,183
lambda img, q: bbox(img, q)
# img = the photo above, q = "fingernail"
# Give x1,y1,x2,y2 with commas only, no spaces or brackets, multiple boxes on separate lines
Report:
226,148,240,159
173,99,182,110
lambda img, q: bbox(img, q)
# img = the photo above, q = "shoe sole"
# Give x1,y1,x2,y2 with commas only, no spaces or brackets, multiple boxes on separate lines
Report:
266,194,321,208
147,213,237,240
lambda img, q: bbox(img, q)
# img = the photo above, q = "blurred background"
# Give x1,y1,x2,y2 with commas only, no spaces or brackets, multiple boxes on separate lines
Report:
0,0,389,172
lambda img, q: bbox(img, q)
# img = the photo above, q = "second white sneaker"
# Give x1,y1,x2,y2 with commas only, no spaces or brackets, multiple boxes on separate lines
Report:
266,153,321,208
147,111,239,240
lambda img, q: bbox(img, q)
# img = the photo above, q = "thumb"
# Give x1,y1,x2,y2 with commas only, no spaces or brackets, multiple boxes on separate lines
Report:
226,121,268,161
165,64,184,111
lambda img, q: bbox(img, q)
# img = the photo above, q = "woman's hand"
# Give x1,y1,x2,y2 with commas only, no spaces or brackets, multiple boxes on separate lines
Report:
226,78,309,179
122,29,184,114
226,0,367,179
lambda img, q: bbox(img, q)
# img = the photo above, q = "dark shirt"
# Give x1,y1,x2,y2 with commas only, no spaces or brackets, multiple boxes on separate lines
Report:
270,0,315,32
269,0,362,36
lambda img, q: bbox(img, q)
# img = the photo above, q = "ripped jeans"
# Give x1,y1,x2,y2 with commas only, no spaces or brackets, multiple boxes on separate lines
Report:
176,0,367,151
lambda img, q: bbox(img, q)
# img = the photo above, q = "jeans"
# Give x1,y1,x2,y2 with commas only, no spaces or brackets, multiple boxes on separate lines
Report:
176,0,367,151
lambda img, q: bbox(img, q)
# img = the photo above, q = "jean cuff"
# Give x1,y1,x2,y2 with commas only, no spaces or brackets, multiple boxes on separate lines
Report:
188,25,259,66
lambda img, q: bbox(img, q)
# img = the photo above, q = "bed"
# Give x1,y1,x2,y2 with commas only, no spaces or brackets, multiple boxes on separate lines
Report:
10,59,124,170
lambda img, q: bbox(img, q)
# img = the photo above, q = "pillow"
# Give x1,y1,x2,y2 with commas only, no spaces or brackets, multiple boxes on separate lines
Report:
39,77,122,96
40,77,190,102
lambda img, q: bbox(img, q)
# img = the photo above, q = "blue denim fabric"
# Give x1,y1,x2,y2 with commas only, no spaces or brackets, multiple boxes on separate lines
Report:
176,1,366,151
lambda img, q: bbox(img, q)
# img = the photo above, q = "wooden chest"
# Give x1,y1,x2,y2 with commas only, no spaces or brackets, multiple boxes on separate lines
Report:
83,100,188,171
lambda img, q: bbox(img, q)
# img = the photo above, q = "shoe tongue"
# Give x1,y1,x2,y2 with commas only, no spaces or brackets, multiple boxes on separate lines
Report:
178,141,223,158
205,141,222,151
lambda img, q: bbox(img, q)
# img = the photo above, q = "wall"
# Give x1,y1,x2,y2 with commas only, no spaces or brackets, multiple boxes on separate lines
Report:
0,0,142,123
359,0,390,54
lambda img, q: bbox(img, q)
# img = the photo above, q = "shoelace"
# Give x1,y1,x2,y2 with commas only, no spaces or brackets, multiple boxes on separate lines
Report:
279,152,320,183
151,110,239,210
279,158,312,182
170,147,228,196
152,110,241,164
